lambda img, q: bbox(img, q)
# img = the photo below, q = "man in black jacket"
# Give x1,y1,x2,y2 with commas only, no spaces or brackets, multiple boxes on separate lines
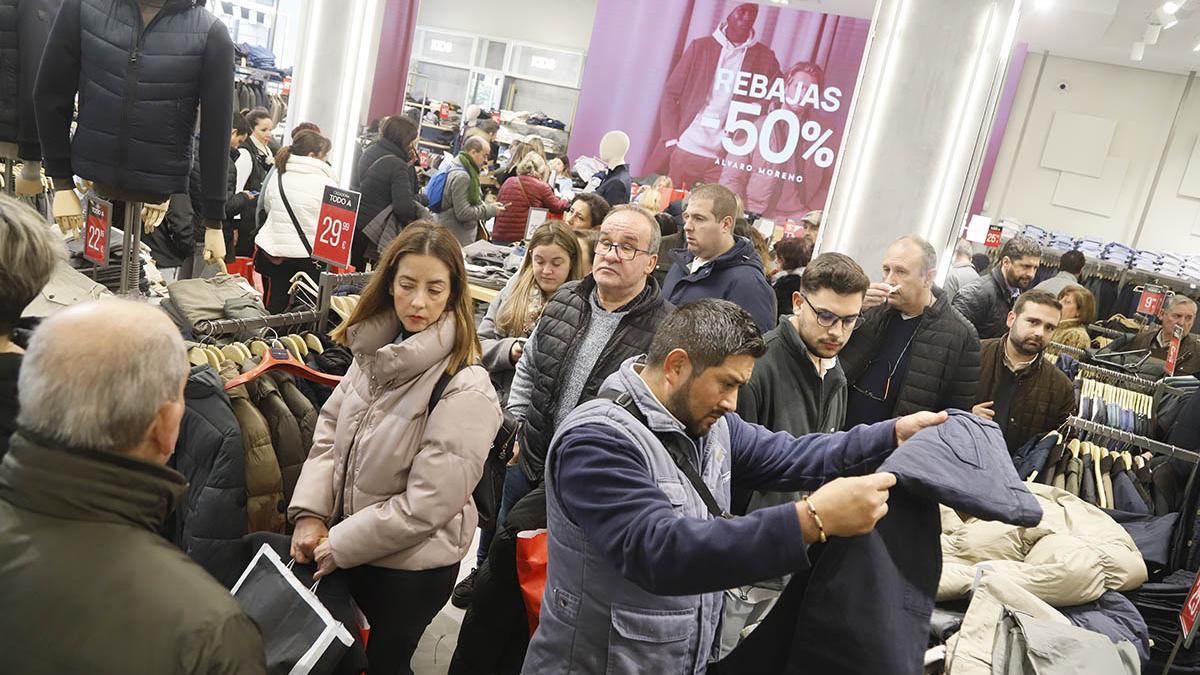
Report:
953,235,1042,339
840,235,981,428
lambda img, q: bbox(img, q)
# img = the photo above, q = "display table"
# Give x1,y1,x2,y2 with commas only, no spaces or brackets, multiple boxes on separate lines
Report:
469,283,499,304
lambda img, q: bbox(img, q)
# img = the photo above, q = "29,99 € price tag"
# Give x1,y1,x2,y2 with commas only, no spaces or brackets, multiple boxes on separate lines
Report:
84,196,113,266
312,186,361,269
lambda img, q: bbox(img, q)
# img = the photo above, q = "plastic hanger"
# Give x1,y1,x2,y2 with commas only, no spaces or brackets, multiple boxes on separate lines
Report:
223,346,342,392
221,344,247,365
188,347,210,366
303,333,324,354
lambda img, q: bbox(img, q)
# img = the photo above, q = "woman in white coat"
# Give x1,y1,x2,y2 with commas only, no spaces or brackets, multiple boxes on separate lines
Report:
255,130,336,312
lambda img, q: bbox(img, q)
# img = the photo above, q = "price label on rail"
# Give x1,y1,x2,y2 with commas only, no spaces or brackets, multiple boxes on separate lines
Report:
312,186,361,269
83,197,113,266
984,225,1003,248
1137,284,1166,316
1167,325,1184,377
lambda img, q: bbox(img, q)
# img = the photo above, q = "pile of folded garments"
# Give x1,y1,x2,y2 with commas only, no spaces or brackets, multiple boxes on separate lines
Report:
1022,223,1048,243
1047,231,1077,252
1102,241,1137,265
463,240,519,290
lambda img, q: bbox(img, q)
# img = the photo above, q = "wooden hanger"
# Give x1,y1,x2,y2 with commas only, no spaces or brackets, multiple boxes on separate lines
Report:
223,347,342,392
303,332,324,354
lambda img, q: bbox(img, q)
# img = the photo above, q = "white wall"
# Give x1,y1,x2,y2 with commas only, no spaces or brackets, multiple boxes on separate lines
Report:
415,0,598,52
982,53,1200,253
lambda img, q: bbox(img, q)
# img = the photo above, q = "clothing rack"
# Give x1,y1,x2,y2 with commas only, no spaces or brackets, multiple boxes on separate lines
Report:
317,271,374,330
1076,361,1156,390
1065,416,1200,465
194,309,321,338
1047,341,1086,359
1089,323,1136,340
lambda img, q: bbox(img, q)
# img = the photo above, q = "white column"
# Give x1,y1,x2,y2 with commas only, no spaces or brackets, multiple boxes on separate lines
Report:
287,0,386,185
817,0,1023,278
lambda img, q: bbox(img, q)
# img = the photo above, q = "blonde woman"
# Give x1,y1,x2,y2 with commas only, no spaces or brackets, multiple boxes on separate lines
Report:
492,153,570,244
1053,285,1096,350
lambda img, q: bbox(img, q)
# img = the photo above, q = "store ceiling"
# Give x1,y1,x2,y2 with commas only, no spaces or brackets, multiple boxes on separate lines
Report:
775,0,1200,74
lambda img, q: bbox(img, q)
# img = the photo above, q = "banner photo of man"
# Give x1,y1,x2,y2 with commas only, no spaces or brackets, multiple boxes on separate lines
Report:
569,0,869,222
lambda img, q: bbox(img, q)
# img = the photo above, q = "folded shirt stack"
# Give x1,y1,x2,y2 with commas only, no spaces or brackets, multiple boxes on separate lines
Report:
1022,223,1048,243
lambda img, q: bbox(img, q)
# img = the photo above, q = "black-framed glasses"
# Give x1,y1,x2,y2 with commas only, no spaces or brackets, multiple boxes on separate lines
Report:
595,237,653,262
801,293,865,330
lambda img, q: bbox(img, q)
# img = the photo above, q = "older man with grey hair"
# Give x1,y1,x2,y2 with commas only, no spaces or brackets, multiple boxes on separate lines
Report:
0,299,266,674
1100,294,1200,376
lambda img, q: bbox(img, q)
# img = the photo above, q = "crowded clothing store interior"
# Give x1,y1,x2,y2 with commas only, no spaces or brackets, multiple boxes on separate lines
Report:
8,0,1200,673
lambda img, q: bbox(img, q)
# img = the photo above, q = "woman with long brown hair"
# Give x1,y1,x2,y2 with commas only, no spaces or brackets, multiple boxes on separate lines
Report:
289,221,502,673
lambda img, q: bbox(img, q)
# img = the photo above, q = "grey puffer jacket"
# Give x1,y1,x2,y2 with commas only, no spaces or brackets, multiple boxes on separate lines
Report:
34,0,234,219
953,266,1016,340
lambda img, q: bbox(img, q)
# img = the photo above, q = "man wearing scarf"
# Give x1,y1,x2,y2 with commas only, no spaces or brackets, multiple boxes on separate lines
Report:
438,134,503,246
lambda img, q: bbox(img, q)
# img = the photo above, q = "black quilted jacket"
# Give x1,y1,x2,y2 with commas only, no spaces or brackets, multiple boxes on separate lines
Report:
34,0,233,219
840,288,981,420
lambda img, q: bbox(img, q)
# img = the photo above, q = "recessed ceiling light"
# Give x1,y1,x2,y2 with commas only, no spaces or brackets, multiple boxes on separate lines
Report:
1164,2,1181,14
1193,39,1200,52
1165,17,1180,29
1147,23,1163,44
1132,41,1146,61
1035,0,1053,9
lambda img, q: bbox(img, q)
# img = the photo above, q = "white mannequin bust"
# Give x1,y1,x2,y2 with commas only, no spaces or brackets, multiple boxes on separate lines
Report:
599,130,630,168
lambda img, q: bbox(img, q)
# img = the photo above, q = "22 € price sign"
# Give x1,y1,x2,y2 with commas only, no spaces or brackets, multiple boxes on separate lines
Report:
84,197,113,266
985,225,1003,248
312,186,361,269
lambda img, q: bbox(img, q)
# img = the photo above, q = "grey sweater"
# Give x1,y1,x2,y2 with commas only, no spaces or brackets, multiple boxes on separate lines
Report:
477,276,522,404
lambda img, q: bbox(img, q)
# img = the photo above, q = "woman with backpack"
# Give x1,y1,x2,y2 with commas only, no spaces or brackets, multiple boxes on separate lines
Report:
489,153,570,245
356,117,421,269
436,134,504,246
254,130,336,312
289,222,502,674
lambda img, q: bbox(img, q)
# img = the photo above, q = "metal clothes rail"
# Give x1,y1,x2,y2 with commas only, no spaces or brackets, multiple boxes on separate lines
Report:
1065,416,1199,465
1076,362,1157,393
317,271,374,330
195,309,321,338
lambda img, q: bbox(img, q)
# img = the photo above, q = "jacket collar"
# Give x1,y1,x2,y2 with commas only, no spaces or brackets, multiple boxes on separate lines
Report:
0,431,186,532
670,236,761,280
348,311,456,388
776,317,838,380
284,155,338,180
603,357,693,436
571,274,665,316
990,334,1045,380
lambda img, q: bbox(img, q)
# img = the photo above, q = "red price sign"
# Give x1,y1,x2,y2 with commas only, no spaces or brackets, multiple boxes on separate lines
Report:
984,225,1003,248
1137,284,1167,316
312,186,361,269
439,102,450,120
491,111,501,124
1180,565,1200,647
83,197,113,266
1167,325,1185,377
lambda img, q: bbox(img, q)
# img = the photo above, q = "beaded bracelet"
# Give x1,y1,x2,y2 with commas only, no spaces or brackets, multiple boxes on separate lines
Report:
805,499,827,544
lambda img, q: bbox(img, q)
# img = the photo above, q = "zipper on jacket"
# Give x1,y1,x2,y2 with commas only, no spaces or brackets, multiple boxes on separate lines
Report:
116,1,188,178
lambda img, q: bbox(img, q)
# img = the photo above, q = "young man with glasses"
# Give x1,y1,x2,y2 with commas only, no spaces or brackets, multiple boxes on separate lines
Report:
452,204,672,672
721,252,870,655
839,235,981,429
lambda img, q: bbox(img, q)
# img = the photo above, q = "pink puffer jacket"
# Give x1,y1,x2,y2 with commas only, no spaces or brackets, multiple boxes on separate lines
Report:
289,312,501,570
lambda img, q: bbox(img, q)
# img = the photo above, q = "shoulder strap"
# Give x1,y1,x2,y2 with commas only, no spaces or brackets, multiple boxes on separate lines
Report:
428,367,460,416
597,389,732,520
276,170,313,255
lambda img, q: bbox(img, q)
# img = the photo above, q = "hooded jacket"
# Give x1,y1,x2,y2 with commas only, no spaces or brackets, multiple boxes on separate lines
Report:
976,336,1075,454
220,361,286,534
662,236,777,333
256,154,338,259
718,411,1042,675
356,137,419,240
288,312,502,571
0,431,265,673
839,287,981,419
168,365,249,587
953,266,1018,340
34,0,234,220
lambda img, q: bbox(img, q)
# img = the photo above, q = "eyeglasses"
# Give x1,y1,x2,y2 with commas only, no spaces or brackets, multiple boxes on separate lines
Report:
801,293,864,330
595,237,652,262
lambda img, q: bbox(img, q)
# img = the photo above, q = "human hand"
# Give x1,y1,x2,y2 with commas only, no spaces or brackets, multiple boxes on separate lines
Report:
508,440,521,466
509,340,524,364
313,538,338,580
894,410,948,444
862,282,893,311
800,472,897,541
290,516,329,564
203,227,226,264
494,202,507,212
972,401,995,421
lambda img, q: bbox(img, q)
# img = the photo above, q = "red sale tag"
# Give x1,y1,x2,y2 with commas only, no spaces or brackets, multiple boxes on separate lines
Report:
984,225,1003,248
312,186,361,269
1137,285,1166,316
1167,325,1185,377
439,102,450,120
491,111,501,124
1181,564,1200,647
84,197,113,266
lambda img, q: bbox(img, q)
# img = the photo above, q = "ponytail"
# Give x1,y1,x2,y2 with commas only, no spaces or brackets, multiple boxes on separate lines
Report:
276,130,332,174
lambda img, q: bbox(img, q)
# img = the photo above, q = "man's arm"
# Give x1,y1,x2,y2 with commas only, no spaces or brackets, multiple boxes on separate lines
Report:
553,424,810,596
727,412,898,491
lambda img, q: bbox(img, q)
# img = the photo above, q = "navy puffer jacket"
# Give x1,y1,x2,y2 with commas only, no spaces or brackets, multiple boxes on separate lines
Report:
34,0,233,219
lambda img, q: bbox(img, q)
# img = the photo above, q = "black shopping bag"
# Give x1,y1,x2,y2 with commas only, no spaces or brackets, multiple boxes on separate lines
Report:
232,544,355,675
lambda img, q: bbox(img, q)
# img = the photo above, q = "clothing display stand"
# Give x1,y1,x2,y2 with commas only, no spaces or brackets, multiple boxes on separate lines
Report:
118,200,145,296
317,270,374,330
1076,362,1157,393
1047,341,1086,359
1089,323,1137,340
194,309,322,340
1065,415,1200,465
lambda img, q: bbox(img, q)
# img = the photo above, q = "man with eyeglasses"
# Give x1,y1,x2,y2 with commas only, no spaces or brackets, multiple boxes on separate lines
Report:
719,252,870,655
451,204,672,673
662,183,777,332
839,235,981,429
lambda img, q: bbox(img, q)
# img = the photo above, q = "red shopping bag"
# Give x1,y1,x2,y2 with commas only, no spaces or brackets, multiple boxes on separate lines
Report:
515,528,548,636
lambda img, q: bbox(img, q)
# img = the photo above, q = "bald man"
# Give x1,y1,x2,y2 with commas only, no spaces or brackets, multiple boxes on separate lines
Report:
0,300,266,674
